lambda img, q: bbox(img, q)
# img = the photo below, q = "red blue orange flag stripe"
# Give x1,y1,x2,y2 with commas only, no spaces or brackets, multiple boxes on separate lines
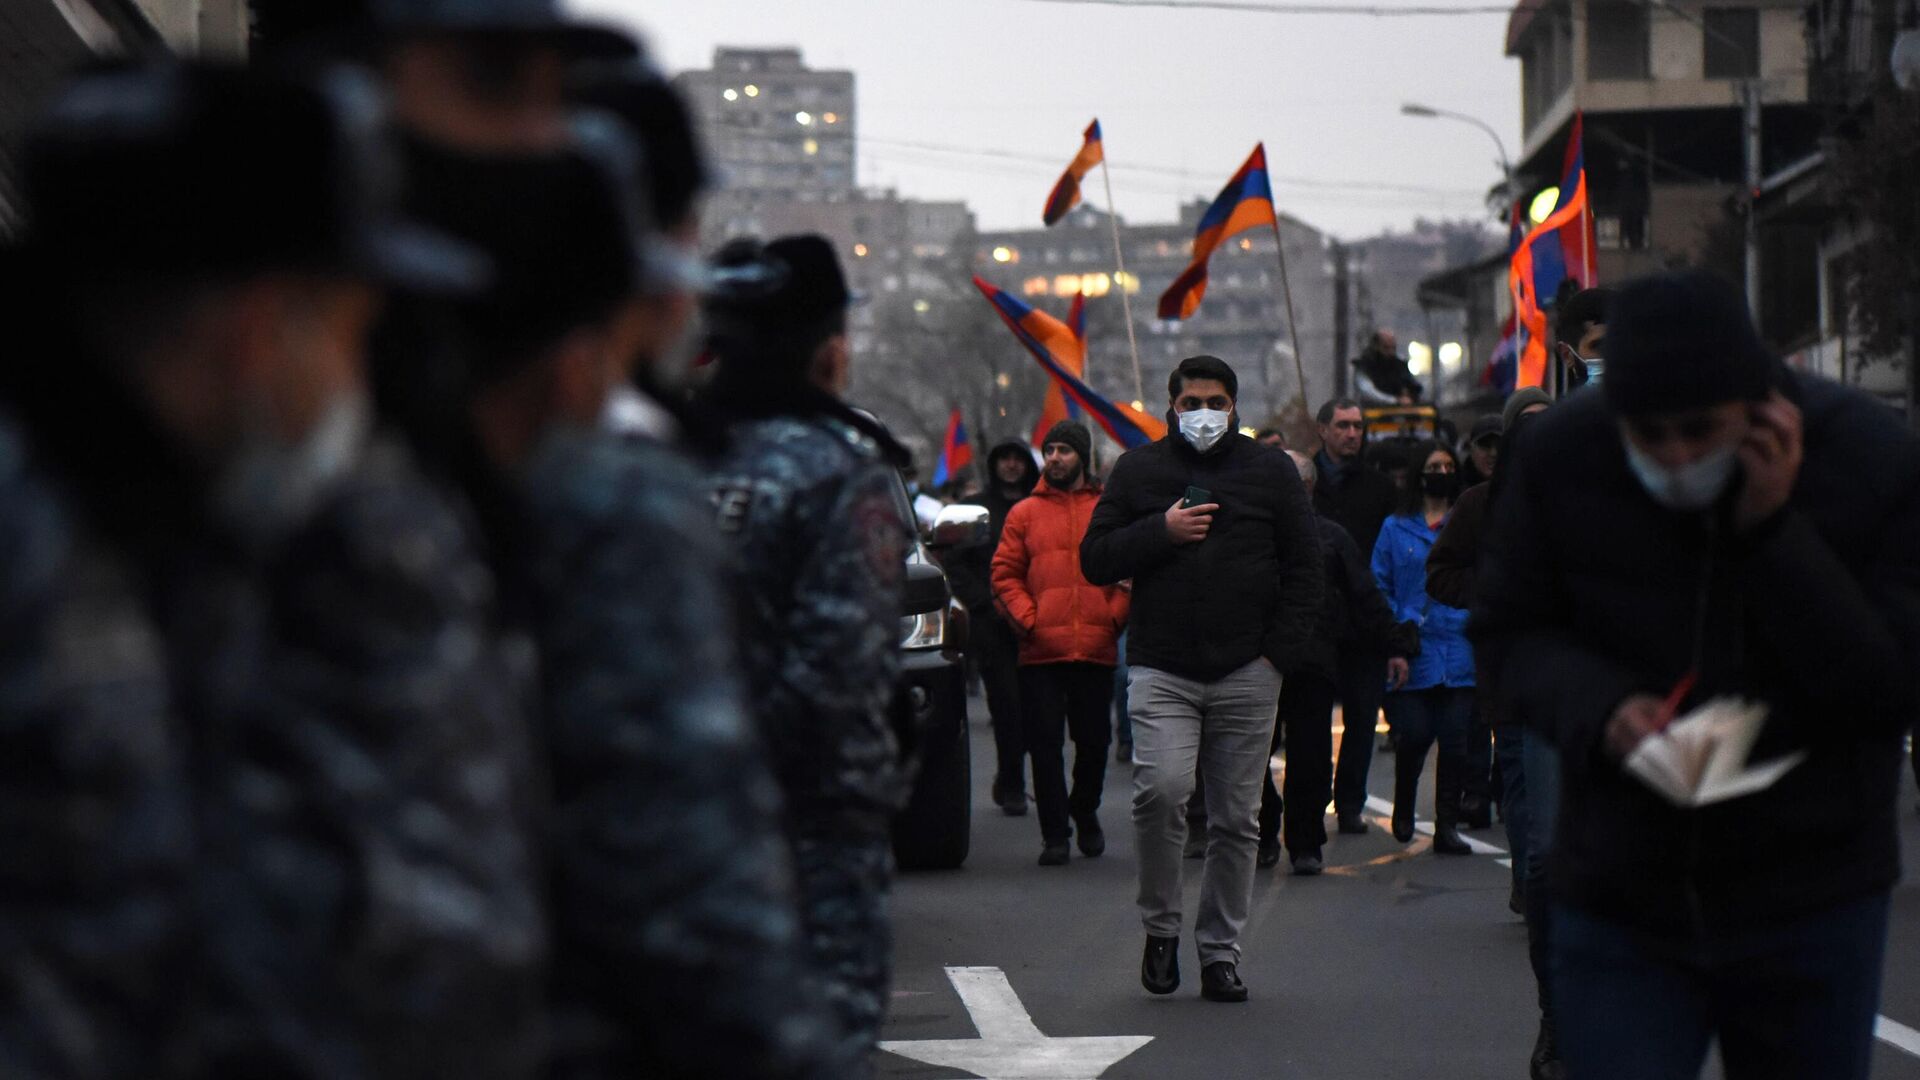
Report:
932,407,972,487
1157,143,1277,320
1510,114,1595,388
974,276,1167,451
1043,120,1105,227
1032,291,1088,447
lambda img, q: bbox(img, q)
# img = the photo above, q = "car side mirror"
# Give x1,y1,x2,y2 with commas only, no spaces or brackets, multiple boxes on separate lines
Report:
928,504,991,549
901,560,948,616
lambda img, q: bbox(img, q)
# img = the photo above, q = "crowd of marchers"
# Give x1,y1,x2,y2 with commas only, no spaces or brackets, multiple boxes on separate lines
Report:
1,3,1918,1080
947,282,1920,1080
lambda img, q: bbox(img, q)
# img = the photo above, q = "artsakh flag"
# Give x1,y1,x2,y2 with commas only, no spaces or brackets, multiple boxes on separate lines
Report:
1509,114,1597,388
1043,120,1105,226
1157,143,1277,321
974,277,1166,451
1031,292,1088,448
932,408,973,487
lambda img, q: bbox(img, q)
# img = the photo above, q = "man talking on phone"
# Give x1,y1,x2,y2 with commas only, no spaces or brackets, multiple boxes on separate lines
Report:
1474,271,1920,1080
1082,355,1322,1003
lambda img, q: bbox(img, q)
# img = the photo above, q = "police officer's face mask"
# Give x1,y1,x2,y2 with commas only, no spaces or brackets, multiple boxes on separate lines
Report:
213,390,372,549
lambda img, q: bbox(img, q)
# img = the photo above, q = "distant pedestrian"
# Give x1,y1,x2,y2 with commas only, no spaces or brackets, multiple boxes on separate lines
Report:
1374,442,1475,855
947,441,1042,816
1351,330,1422,405
1475,271,1920,1080
992,421,1129,866
1459,413,1502,490
1256,427,1288,449
1082,355,1322,1004
1259,452,1415,875
1551,286,1613,393
1312,398,1399,835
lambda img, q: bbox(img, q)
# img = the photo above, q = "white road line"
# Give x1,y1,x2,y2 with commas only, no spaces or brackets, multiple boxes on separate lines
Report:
1363,795,1508,855
1878,1015,1920,1060
880,966,1152,1078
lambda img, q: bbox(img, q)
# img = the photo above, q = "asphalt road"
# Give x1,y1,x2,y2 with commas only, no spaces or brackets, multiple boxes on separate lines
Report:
878,697,1920,1080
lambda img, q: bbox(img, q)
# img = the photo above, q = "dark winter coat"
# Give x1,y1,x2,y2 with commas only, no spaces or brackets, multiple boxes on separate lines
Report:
1425,480,1489,611
1473,375,1920,937
945,441,1038,619
1295,515,1418,682
1312,449,1398,566
1081,431,1323,683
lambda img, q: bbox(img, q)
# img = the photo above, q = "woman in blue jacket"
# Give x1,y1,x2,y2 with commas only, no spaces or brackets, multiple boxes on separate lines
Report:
1372,442,1475,855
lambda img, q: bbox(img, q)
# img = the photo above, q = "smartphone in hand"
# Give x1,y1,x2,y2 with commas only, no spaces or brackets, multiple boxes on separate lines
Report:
1182,486,1213,509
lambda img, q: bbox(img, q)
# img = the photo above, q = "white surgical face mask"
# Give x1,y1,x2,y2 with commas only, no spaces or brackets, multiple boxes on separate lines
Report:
1623,438,1739,511
1178,408,1231,453
213,391,372,550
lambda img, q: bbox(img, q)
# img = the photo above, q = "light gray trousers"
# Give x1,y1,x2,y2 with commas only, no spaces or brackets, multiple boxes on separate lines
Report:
1127,658,1283,966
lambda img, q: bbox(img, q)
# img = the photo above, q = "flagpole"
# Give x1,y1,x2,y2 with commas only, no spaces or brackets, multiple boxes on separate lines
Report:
1098,158,1148,408
1266,215,1311,415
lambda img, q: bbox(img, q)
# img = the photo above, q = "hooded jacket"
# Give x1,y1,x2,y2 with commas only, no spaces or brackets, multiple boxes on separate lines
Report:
991,477,1128,666
945,441,1038,618
1473,373,1920,936
1081,430,1322,682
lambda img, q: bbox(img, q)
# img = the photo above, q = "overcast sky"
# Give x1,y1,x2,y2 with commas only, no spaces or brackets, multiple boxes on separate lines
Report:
572,0,1523,241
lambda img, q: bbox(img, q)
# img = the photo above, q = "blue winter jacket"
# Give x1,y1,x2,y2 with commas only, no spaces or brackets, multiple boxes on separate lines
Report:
1371,513,1475,690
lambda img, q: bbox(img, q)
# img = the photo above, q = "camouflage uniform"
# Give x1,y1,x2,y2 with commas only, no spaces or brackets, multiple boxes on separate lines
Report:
710,415,911,1077
518,426,842,1080
0,418,193,1079
156,436,546,1080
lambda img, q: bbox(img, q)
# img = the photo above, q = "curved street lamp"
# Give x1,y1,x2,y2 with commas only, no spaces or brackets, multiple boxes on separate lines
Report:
1401,102,1515,207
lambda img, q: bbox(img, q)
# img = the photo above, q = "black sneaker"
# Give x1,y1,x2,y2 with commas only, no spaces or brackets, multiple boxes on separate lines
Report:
996,789,1028,817
1141,935,1179,995
1336,812,1370,835
1038,842,1070,866
1200,960,1248,1002
1256,838,1282,868
1290,850,1324,876
1076,818,1106,858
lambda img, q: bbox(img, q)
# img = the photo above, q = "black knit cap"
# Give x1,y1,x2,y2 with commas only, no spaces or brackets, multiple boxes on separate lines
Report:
703,234,853,344
1602,271,1775,417
1041,420,1092,465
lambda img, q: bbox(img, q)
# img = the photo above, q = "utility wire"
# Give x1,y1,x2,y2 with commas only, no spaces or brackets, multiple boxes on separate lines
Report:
1014,0,1514,16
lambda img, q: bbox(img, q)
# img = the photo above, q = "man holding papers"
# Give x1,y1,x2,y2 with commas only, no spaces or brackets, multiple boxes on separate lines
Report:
1473,271,1920,1080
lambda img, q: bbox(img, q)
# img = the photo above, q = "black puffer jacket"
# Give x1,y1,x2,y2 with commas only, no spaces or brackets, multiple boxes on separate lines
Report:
1473,376,1920,936
1082,431,1323,682
1312,449,1397,564
1296,516,1417,681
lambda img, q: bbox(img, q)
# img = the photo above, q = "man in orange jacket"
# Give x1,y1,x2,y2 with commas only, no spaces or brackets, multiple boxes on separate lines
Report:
993,421,1131,866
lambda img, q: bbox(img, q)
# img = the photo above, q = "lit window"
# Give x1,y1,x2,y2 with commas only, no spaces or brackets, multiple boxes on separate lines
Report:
913,299,932,314
1022,276,1050,296
1129,400,1145,412
1439,342,1465,368
823,112,840,124
795,111,814,125
853,243,870,257
803,139,819,156
1114,271,1141,295
1407,341,1434,376
991,246,1017,264
1238,238,1254,252
1082,273,1112,297
744,84,760,97
1053,274,1081,296
723,88,739,102
995,373,1012,389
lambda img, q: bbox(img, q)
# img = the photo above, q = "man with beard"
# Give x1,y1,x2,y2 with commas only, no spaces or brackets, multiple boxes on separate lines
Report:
1083,355,1322,1003
992,422,1129,865
947,440,1042,814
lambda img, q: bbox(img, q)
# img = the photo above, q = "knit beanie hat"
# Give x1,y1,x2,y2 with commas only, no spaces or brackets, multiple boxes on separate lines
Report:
1040,420,1093,466
1602,271,1775,417
1502,386,1551,431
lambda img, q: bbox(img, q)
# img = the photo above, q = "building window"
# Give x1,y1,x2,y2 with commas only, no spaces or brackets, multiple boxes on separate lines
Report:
1702,7,1759,79
1587,2,1650,80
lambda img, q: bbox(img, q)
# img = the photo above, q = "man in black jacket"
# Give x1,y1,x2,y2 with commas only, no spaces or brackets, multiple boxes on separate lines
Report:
1082,355,1322,1003
1474,271,1920,1080
1312,398,1401,833
1258,451,1414,875
946,441,1040,814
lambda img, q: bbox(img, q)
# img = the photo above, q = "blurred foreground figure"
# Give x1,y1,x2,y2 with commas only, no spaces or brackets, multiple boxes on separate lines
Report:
5,62,544,1078
1475,271,1920,1080
703,236,913,1078
409,121,841,1079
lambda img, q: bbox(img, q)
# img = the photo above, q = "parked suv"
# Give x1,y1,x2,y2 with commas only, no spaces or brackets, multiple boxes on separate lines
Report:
887,472,988,871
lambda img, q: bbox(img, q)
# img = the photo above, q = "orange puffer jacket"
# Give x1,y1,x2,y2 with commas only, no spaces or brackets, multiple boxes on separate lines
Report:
990,480,1129,666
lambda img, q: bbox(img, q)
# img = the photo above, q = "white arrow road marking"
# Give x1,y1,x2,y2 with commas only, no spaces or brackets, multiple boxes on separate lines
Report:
880,966,1152,1079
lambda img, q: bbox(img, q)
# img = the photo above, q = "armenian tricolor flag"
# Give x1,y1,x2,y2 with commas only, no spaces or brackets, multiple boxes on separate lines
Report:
974,277,1166,451
1031,292,1088,448
1157,143,1277,321
1509,114,1596,388
1043,120,1105,227
932,408,973,487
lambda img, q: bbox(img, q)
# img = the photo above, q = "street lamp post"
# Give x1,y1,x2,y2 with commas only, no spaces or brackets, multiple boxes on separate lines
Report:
1401,103,1515,212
